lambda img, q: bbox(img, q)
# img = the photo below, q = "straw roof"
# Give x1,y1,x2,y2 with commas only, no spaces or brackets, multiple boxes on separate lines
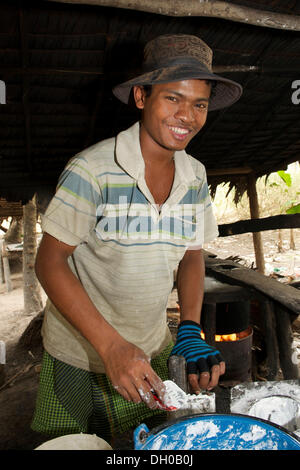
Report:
0,0,299,204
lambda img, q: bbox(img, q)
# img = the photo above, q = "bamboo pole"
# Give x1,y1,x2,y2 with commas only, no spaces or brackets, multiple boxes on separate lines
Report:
247,174,265,274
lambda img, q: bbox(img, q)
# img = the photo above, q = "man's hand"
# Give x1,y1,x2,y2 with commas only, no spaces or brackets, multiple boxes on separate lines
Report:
101,338,166,409
170,320,225,393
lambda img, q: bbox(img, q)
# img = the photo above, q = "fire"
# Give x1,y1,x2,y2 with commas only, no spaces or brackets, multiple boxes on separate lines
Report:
201,332,237,342
215,333,237,342
200,329,250,342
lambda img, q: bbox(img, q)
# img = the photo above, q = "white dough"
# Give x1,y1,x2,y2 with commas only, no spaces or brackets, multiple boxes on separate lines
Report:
161,380,215,412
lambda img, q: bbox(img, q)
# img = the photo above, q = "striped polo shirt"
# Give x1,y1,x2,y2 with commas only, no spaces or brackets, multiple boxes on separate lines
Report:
41,121,219,373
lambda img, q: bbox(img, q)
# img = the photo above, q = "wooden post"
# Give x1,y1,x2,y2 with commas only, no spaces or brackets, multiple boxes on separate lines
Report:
3,257,12,293
0,240,3,284
247,174,265,274
23,194,43,314
1,242,12,293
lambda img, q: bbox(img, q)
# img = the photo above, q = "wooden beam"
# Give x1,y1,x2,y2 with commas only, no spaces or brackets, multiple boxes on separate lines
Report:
213,65,259,73
0,198,23,218
207,167,252,176
1,65,300,76
46,0,300,31
247,174,265,274
0,66,105,75
204,251,300,315
0,206,23,218
218,213,300,237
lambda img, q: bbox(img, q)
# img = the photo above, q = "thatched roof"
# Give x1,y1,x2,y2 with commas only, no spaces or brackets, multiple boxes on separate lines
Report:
0,0,299,204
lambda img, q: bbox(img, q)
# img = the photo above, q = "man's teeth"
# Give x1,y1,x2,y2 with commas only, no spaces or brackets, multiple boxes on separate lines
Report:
169,126,189,135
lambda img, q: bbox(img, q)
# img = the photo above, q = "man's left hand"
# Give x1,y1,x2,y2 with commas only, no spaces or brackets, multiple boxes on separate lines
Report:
169,320,225,393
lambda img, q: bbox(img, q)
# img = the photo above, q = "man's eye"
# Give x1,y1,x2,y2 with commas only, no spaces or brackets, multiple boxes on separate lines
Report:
166,96,177,102
195,103,207,109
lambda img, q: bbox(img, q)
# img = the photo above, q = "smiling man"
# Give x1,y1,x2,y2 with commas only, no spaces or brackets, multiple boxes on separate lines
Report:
31,35,242,444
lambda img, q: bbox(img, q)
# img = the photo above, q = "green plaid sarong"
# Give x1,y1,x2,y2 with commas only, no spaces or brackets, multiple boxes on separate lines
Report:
31,342,173,442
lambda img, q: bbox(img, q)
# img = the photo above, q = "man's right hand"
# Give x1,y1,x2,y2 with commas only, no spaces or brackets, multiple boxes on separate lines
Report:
101,338,166,410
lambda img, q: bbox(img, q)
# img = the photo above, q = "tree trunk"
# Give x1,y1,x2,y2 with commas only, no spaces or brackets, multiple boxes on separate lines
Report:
22,194,42,314
290,229,296,250
277,229,283,253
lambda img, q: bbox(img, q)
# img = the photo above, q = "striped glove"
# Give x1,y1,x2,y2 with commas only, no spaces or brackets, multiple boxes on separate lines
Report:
170,320,224,374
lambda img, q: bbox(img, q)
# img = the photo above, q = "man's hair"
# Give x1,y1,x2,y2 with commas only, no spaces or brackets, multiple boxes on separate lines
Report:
143,84,152,97
142,81,217,99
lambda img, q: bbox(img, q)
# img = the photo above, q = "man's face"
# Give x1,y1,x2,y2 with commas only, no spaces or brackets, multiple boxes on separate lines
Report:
133,79,211,153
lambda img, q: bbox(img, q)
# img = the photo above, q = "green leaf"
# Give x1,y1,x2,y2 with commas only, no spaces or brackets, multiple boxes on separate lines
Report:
277,170,292,187
286,203,300,214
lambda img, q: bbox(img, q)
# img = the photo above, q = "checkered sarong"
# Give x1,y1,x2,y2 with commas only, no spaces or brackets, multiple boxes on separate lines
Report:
31,342,173,442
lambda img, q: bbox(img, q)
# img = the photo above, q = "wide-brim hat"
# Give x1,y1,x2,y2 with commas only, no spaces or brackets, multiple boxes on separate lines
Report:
113,34,243,112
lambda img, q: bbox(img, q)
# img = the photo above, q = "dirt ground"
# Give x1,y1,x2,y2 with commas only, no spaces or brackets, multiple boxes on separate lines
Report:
0,229,299,450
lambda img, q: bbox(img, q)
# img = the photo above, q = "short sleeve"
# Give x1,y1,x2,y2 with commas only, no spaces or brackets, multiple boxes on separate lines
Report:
41,155,103,246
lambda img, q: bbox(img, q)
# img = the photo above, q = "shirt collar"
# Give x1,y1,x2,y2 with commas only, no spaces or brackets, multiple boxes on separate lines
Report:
115,121,197,184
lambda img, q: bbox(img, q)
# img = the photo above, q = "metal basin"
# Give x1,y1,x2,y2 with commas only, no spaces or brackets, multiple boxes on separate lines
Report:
134,413,300,450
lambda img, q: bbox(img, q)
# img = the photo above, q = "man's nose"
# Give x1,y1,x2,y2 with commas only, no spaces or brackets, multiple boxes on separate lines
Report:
174,103,195,123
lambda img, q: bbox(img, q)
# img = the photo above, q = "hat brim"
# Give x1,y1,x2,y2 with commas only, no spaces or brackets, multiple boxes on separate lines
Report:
112,65,242,111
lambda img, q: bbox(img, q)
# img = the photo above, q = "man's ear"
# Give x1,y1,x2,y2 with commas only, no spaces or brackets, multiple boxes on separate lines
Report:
133,85,146,110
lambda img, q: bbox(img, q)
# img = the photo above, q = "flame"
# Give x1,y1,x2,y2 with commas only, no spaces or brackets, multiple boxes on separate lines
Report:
215,333,237,342
201,332,240,342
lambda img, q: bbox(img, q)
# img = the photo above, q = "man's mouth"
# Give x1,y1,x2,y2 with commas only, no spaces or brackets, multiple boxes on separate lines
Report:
168,125,191,140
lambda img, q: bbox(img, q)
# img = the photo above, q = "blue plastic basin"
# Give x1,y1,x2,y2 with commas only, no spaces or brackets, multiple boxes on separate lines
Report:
134,413,300,450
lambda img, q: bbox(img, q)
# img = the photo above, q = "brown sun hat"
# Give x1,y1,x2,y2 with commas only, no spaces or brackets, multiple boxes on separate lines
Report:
112,34,242,111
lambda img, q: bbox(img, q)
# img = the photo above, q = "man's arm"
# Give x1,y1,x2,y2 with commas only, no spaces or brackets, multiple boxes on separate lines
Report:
176,248,225,392
35,232,164,408
176,248,205,324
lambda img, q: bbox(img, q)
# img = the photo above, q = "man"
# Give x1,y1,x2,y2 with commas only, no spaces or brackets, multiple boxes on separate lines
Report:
32,34,242,442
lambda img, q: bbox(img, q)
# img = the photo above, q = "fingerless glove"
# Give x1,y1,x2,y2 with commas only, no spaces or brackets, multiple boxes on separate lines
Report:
170,320,224,374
